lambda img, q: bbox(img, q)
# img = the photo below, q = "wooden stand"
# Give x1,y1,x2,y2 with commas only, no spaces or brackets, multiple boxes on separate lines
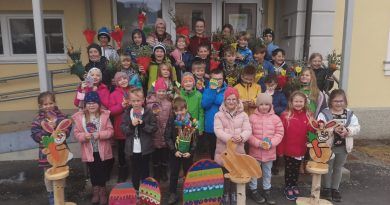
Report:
225,174,251,205
296,162,332,205
45,166,76,205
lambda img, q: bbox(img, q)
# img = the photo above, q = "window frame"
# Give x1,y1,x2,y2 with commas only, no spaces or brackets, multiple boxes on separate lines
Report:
0,13,67,64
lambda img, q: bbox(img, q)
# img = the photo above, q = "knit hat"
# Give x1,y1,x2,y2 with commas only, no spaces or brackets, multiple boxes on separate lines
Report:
154,77,168,91
153,43,167,54
181,72,195,86
224,86,239,100
87,43,102,56
114,72,129,85
262,28,275,39
155,18,166,29
256,93,273,106
85,91,101,105
97,27,111,42
87,67,102,81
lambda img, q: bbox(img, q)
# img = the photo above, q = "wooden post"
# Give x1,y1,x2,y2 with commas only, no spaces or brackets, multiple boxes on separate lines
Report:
236,183,246,205
310,173,321,205
45,168,77,205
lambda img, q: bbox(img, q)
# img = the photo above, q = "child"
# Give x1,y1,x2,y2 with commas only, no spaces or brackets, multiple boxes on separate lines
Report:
271,48,294,93
147,43,177,90
126,29,148,63
318,89,360,202
192,44,211,75
72,91,114,205
120,54,142,88
121,88,158,190
171,35,194,77
234,65,261,116
251,44,275,90
308,53,335,92
74,67,110,109
262,28,279,61
146,78,172,182
85,43,111,88
264,75,287,116
191,60,209,93
165,97,197,204
300,68,327,117
248,93,284,205
277,91,314,201
108,72,131,182
219,46,242,86
214,87,252,204
188,18,211,56
201,68,227,159
31,92,72,205
150,63,180,99
180,72,204,135
236,31,253,67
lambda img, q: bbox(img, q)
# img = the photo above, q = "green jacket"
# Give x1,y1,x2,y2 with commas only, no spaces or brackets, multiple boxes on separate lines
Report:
180,88,204,133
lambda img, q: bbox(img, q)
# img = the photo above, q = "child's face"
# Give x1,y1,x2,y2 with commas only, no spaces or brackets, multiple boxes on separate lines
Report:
300,70,311,84
89,70,102,84
225,53,236,64
156,90,167,100
174,107,187,116
223,27,232,36
182,79,194,91
272,52,285,65
195,21,205,35
86,102,99,113
154,49,165,62
88,48,101,62
177,38,187,50
159,65,170,78
40,97,56,112
225,94,238,111
265,81,277,91
121,59,131,69
253,51,266,62
264,34,273,43
292,95,306,111
211,73,224,88
197,47,209,59
330,95,346,112
192,67,205,79
130,93,144,109
310,56,322,70
98,36,109,47
258,103,271,114
241,74,255,84
238,37,248,48
133,33,143,46
118,77,129,88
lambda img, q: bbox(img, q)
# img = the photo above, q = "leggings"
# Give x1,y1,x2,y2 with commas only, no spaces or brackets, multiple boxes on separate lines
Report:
117,139,126,166
130,153,151,190
87,152,114,186
284,156,302,187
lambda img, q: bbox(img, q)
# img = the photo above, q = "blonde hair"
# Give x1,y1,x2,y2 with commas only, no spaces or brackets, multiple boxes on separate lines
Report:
83,106,101,123
301,68,320,103
129,87,144,99
285,91,311,123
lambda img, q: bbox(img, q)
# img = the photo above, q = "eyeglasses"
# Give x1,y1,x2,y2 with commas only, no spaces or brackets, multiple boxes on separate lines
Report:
332,100,344,103
225,99,237,102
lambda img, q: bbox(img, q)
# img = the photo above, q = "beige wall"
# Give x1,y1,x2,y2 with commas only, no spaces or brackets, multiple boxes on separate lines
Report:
0,0,112,111
333,0,390,108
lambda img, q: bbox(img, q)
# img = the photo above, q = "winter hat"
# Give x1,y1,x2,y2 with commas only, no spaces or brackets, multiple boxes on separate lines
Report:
256,93,273,106
181,72,195,86
262,28,275,39
153,43,167,54
87,43,102,56
114,72,129,85
224,86,239,100
87,67,102,80
155,18,166,29
154,77,168,91
85,91,101,105
97,27,111,42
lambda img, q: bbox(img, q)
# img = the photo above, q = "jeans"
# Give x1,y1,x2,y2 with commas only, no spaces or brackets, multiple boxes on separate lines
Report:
323,146,348,190
249,161,273,190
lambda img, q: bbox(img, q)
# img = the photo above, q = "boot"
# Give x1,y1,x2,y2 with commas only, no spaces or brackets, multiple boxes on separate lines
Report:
263,189,276,205
92,186,100,204
117,165,129,183
249,189,265,204
160,164,168,182
153,164,161,181
99,186,107,205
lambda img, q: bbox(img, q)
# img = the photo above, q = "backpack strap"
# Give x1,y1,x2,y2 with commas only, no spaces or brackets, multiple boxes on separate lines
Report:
346,110,354,127
321,109,333,121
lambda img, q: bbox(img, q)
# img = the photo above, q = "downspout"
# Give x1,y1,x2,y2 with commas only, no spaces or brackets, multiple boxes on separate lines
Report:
340,0,354,91
303,0,313,61
85,0,93,29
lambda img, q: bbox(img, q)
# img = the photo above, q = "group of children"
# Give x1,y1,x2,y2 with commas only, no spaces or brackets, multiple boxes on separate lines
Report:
31,22,361,205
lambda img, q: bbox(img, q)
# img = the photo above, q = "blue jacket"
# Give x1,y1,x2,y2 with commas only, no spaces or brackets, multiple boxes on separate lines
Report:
265,42,279,61
201,83,227,133
236,46,253,67
271,90,287,116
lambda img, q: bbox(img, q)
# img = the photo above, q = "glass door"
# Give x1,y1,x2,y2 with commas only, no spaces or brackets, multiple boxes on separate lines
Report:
175,3,212,36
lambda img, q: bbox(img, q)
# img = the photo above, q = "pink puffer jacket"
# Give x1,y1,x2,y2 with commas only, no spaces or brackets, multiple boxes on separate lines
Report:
248,108,284,162
214,101,252,166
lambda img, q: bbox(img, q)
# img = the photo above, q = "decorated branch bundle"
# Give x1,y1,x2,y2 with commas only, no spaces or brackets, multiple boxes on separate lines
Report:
174,113,198,153
135,45,153,74
327,49,342,73
67,45,85,79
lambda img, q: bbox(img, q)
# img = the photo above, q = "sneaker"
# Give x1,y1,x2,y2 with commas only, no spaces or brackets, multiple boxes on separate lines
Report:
222,193,230,205
230,192,237,205
249,189,266,204
168,193,179,204
332,189,342,202
291,186,300,196
48,192,54,205
320,188,332,200
263,189,276,205
284,187,296,201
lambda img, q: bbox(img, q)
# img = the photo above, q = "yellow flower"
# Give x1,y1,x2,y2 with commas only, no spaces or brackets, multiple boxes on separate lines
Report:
295,66,302,74
226,77,236,86
281,69,286,76
230,43,237,50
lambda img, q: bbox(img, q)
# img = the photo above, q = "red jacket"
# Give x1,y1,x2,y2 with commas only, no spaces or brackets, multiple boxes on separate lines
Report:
188,35,210,56
74,83,110,109
277,109,314,157
108,86,130,140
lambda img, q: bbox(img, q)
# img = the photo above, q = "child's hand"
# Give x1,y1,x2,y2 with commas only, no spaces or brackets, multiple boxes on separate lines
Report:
179,61,185,68
131,118,139,126
122,100,129,108
85,133,92,140
232,136,243,143
182,152,191,158
175,151,182,158
139,65,146,74
260,141,271,150
81,81,87,89
138,119,143,124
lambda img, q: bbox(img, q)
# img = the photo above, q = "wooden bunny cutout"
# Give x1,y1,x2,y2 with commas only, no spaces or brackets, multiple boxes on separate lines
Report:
307,119,338,172
221,139,261,183
41,119,73,175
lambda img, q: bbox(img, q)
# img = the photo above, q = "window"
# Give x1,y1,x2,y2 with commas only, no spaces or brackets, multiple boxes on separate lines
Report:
0,14,66,63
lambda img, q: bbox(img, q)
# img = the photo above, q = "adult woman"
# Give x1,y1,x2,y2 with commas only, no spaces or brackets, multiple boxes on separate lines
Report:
147,18,173,49
188,18,211,56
